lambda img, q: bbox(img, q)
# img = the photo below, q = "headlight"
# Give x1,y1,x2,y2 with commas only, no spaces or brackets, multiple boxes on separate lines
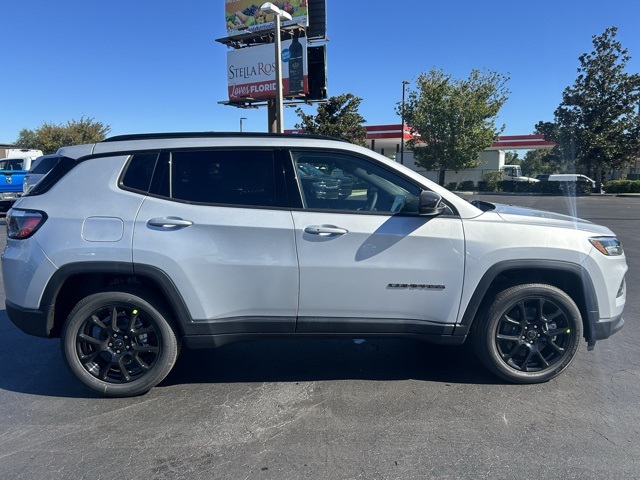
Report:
589,237,623,256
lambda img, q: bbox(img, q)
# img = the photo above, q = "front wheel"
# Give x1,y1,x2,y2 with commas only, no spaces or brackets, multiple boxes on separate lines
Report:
472,284,583,383
61,290,179,397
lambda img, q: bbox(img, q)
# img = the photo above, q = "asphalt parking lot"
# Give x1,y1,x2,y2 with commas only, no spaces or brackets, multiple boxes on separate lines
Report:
1,195,639,480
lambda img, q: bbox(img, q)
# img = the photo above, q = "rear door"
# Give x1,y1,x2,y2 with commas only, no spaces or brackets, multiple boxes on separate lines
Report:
132,148,299,333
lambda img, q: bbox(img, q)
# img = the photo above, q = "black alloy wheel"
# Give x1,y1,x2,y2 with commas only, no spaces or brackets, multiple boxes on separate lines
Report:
62,290,179,397
473,284,582,383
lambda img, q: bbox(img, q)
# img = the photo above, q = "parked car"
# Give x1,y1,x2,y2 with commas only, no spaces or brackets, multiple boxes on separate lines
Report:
328,167,354,198
2,132,627,397
297,162,340,201
0,158,30,207
0,149,43,208
547,174,597,188
23,154,63,194
537,174,599,194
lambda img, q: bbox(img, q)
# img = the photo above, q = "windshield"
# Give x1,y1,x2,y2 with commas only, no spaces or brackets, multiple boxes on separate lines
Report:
0,159,25,170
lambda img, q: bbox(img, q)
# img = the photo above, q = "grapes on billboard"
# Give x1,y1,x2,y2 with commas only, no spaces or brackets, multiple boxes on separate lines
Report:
225,0,309,38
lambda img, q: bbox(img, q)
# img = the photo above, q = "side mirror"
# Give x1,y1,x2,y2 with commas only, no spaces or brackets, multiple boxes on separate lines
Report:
419,191,445,216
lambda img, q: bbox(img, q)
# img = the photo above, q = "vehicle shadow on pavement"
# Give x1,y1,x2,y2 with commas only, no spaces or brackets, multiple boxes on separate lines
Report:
162,337,504,387
0,312,502,398
0,311,99,398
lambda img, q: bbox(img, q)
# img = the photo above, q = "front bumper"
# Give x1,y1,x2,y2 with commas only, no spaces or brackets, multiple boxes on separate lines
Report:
587,314,624,349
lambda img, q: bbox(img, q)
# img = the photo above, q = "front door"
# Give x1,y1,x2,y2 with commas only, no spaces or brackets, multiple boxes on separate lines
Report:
288,150,465,334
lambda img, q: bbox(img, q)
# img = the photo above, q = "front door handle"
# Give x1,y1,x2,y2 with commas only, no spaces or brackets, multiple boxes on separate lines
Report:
147,217,194,229
304,225,348,236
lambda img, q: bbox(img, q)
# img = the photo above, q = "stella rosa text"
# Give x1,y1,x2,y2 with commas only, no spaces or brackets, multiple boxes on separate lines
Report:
228,62,276,80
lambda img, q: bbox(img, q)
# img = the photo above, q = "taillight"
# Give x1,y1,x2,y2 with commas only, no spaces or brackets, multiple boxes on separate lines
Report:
6,209,47,239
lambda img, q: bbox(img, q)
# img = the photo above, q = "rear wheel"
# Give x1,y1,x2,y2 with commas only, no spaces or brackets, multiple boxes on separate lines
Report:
472,284,582,383
61,290,179,397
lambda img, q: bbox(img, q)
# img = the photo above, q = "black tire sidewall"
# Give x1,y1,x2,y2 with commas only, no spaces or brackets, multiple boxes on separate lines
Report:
61,291,178,397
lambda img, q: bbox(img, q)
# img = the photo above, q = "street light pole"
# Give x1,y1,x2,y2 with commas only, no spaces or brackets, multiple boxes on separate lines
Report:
400,80,409,165
261,3,292,134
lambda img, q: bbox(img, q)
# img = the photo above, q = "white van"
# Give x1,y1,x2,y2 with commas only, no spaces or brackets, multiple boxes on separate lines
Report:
5,148,43,159
547,174,596,189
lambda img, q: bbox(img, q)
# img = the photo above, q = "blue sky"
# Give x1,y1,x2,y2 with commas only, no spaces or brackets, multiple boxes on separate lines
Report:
2,0,640,143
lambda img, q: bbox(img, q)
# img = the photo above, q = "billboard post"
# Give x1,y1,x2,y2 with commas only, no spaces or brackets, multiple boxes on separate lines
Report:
260,3,291,133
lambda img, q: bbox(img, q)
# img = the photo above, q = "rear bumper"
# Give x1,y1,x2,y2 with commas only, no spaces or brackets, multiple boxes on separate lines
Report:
5,301,55,338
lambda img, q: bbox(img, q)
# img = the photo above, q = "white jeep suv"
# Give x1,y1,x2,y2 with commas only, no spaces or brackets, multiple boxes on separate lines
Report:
2,133,627,396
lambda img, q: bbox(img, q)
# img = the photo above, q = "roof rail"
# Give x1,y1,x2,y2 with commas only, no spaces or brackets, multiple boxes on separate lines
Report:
102,132,347,143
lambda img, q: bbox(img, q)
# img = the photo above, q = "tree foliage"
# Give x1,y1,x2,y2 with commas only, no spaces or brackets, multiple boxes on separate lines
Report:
535,27,640,188
504,151,521,165
14,117,111,154
520,149,563,176
399,68,510,185
294,94,367,146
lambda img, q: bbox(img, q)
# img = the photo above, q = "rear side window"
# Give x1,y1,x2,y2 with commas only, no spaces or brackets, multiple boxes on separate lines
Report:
152,149,277,207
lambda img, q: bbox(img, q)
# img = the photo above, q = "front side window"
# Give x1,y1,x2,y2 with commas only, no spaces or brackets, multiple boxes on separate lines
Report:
291,151,422,214
154,149,277,207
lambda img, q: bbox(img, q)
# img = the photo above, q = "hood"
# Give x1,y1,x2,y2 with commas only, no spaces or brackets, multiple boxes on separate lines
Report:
487,202,614,235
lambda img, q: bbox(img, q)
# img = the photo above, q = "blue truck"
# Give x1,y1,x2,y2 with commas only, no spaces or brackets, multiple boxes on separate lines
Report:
0,149,43,209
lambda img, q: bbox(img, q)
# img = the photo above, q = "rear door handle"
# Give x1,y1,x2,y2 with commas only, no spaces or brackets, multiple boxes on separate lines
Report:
304,225,348,236
147,217,194,229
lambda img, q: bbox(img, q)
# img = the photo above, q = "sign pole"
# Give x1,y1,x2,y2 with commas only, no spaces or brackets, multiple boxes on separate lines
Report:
274,12,284,133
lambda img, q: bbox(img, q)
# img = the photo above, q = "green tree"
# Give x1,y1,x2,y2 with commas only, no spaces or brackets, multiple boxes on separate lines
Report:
536,27,640,190
13,117,111,154
14,128,39,149
294,94,367,146
399,68,510,185
504,151,521,165
520,149,563,176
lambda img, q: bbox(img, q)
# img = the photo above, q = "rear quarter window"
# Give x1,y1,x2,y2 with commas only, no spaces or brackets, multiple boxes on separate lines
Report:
121,153,159,193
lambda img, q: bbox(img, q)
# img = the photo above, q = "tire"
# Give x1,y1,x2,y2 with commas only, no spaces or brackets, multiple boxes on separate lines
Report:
61,290,179,397
472,284,583,383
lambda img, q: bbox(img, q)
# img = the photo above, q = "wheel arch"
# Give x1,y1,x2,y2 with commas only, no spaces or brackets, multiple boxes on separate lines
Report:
456,260,599,344
42,262,192,338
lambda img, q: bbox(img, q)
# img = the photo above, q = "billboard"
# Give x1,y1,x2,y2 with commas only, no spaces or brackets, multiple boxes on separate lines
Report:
227,37,309,101
225,0,309,38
